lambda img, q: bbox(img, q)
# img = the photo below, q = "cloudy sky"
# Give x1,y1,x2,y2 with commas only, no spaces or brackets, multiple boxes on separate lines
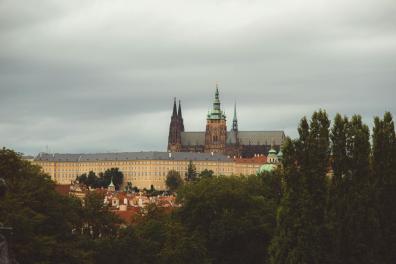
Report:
1,0,395,155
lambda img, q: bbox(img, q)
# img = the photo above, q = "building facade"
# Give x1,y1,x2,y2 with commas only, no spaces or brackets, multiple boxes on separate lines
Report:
33,151,264,190
168,85,286,157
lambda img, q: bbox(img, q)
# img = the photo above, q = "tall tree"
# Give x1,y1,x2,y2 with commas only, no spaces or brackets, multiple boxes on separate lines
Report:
269,137,302,264
270,110,330,264
341,115,380,263
372,112,396,264
186,161,197,181
0,148,89,264
327,114,349,264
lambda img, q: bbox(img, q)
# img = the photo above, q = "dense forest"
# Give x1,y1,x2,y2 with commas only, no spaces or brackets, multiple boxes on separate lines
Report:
0,111,395,264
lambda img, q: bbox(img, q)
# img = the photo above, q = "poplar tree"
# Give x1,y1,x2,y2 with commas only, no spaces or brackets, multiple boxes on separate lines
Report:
269,137,302,263
328,114,349,264
341,115,380,264
372,112,396,264
270,110,330,264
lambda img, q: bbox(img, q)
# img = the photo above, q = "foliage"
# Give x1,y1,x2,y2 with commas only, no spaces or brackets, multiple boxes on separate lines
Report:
270,110,330,263
372,112,396,264
199,169,214,179
186,161,197,181
176,175,279,264
165,170,183,192
77,168,124,190
0,148,88,264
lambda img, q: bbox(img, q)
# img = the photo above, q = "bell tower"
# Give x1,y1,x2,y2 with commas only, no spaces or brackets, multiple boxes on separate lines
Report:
204,84,227,153
168,98,183,151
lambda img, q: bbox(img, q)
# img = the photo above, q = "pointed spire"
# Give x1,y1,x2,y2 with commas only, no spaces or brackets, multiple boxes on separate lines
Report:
215,82,219,100
233,101,237,122
232,101,238,131
172,97,177,117
178,100,182,118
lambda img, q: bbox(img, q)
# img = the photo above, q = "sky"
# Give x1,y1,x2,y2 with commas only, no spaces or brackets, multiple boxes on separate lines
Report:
0,0,395,155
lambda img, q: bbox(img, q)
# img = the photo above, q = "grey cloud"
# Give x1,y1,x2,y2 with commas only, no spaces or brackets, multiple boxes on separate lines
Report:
0,0,395,155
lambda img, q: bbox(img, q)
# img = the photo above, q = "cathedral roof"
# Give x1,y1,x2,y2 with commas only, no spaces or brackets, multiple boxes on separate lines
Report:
180,131,285,146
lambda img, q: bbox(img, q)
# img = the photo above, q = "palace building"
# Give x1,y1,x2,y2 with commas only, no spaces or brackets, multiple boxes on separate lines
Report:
33,151,266,190
168,85,285,157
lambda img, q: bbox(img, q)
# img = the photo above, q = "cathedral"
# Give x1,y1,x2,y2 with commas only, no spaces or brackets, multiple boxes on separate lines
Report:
167,85,285,158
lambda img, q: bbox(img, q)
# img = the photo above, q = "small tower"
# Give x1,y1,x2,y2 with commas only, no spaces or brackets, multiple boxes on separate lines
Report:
108,177,115,192
205,83,227,153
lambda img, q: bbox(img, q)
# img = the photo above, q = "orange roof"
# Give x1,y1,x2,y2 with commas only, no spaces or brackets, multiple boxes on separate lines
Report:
234,155,267,164
113,207,141,223
54,184,71,196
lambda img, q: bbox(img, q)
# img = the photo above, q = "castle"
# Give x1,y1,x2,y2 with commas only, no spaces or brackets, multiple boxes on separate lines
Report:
168,85,285,158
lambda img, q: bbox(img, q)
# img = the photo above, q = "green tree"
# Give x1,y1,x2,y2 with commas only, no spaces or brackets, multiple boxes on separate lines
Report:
99,168,124,190
199,169,214,179
186,161,197,181
177,175,277,264
76,172,88,185
0,148,89,264
166,170,182,192
82,192,121,239
327,113,349,264
270,110,330,264
87,170,99,188
372,112,396,264
341,115,380,263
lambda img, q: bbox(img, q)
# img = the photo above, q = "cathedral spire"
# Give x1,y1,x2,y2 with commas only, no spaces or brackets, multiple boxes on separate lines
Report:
178,100,184,131
178,100,182,118
172,97,177,117
232,101,238,131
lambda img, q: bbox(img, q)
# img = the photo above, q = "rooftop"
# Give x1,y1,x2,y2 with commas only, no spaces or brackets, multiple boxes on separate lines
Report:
35,151,233,162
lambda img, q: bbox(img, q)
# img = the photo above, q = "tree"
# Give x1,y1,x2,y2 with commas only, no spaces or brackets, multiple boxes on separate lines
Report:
372,112,396,264
76,173,88,185
270,110,330,264
87,171,99,188
0,148,89,264
82,192,121,239
186,161,197,181
177,175,277,264
166,170,182,192
199,169,214,179
99,168,124,190
327,114,349,264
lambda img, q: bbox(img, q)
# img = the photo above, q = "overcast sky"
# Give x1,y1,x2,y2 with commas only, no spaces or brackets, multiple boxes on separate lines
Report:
1,0,395,155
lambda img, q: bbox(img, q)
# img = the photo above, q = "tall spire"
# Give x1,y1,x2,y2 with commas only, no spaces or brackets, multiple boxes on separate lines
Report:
178,100,182,118
213,83,221,111
207,82,226,120
232,101,238,131
178,100,184,131
172,97,177,117
215,82,219,100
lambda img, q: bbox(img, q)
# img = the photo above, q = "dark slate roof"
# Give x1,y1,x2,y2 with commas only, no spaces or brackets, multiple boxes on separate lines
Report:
181,132,205,146
181,131,285,146
34,151,232,162
238,131,285,145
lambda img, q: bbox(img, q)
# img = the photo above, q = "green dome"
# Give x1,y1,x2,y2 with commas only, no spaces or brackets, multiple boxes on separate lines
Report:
277,150,283,158
268,148,277,154
258,163,277,174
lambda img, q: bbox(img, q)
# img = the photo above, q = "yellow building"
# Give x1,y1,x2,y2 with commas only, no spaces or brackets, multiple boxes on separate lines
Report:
33,151,264,190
